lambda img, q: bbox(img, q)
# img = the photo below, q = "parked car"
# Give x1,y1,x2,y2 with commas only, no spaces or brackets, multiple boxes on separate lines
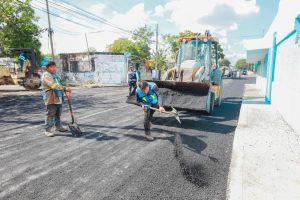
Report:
231,68,241,79
223,66,232,77
242,69,247,75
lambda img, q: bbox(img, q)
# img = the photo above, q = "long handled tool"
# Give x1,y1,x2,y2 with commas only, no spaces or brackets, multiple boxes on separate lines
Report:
147,106,181,124
65,93,83,137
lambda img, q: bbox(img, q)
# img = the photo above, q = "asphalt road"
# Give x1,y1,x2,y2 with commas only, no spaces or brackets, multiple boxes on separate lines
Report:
0,76,254,200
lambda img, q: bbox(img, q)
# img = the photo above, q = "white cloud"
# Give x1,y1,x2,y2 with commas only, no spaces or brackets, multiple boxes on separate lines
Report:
219,38,228,46
39,3,151,54
88,3,106,15
154,5,165,17
109,3,150,31
228,0,260,15
164,0,259,31
229,23,238,31
38,0,260,57
160,0,259,62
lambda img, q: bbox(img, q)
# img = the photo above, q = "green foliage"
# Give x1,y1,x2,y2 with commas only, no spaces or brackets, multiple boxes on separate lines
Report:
162,34,179,59
0,0,41,57
109,38,138,58
212,43,225,59
235,58,248,70
109,25,154,61
162,30,225,60
150,49,168,71
219,58,231,66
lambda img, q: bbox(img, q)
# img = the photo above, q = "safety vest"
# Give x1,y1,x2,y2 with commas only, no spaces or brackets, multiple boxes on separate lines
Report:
18,53,26,61
41,71,64,100
128,71,137,82
52,74,64,97
136,82,158,106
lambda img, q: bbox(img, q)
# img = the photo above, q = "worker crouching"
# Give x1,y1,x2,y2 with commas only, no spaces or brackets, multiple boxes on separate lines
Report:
136,81,165,141
42,61,71,137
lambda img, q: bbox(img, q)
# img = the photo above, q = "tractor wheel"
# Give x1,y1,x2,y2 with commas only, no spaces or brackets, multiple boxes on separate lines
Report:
23,73,41,90
206,91,215,115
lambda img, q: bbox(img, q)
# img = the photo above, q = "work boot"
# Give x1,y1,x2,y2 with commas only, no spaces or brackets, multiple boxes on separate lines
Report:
45,131,55,137
55,126,68,132
145,135,154,141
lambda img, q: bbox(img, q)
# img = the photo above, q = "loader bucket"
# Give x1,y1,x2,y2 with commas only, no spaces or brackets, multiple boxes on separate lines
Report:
153,81,210,111
126,81,211,111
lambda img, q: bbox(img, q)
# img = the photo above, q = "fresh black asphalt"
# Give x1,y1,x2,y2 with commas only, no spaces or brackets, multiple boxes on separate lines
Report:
0,77,254,200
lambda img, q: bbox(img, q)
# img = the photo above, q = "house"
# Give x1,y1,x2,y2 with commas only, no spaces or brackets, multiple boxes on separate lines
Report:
244,0,300,133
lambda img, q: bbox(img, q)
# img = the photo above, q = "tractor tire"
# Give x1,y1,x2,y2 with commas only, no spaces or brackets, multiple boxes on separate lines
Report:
23,73,41,90
206,91,215,115
216,81,223,107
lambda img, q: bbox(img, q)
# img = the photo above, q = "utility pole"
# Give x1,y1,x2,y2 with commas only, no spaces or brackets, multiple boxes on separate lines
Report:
45,0,55,59
155,23,158,70
85,33,91,69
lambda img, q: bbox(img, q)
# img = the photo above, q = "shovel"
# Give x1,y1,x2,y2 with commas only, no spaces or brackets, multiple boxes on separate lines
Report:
147,106,181,124
65,93,83,137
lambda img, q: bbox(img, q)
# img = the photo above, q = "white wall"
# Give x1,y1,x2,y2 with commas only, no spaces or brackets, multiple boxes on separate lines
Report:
256,75,267,96
272,34,300,134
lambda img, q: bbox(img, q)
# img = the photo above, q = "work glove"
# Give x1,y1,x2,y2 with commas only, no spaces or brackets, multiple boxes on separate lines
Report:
158,106,165,113
141,104,148,112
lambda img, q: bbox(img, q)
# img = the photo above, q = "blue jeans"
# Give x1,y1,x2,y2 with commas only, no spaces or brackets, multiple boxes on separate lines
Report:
45,104,62,131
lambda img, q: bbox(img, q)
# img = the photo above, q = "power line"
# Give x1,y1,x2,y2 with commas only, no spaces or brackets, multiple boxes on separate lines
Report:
23,0,161,47
40,0,113,29
35,0,103,29
40,0,161,44
53,0,133,34
30,3,94,29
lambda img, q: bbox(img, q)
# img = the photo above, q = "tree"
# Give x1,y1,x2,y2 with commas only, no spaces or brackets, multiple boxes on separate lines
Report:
162,34,179,59
219,58,231,66
109,26,154,61
0,0,41,57
162,30,225,60
132,25,154,61
110,38,136,53
212,43,225,59
150,49,168,71
235,58,248,70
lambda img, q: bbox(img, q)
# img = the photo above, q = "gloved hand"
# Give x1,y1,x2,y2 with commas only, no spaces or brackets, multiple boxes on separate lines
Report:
141,104,147,112
158,106,165,113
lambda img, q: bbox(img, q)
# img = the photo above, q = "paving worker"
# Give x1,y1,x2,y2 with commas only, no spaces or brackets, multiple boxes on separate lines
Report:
18,52,26,72
127,65,137,96
136,81,165,141
41,61,71,137
136,65,141,82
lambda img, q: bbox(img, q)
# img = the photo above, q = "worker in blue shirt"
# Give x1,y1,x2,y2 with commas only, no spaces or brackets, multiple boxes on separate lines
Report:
18,52,26,72
136,81,165,141
127,66,137,96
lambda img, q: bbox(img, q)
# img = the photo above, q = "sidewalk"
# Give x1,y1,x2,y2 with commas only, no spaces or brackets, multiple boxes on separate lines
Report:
227,84,300,200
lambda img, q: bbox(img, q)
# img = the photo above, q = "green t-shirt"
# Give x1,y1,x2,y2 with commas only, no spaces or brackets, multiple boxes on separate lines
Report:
137,70,141,80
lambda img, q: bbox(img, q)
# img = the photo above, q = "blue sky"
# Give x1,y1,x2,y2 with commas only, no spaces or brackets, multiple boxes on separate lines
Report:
34,0,280,64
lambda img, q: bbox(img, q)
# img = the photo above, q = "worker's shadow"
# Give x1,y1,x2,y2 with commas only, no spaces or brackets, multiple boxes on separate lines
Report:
55,132,119,141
